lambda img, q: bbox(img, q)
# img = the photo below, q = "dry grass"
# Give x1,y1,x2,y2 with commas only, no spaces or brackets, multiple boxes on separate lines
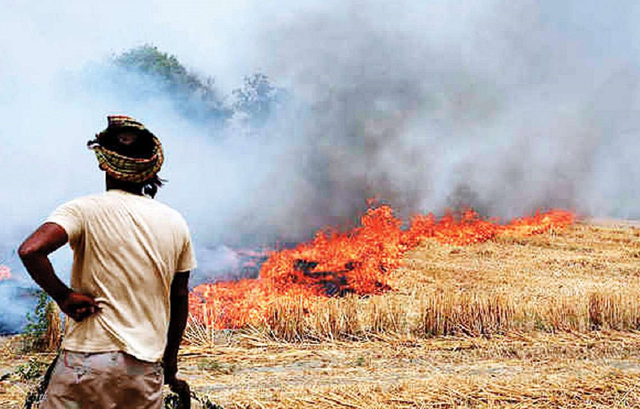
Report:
175,331,640,408
185,222,640,343
243,286,640,342
5,331,640,408
2,221,640,408
43,302,62,352
179,221,640,408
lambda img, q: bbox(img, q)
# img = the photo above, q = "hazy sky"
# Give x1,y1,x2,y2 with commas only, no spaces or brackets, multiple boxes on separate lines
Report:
2,0,640,285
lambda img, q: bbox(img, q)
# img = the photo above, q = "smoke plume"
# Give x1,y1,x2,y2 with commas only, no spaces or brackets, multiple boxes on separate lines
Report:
2,0,640,330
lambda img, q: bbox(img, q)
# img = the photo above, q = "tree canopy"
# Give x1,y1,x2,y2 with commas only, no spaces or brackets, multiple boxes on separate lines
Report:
112,45,284,127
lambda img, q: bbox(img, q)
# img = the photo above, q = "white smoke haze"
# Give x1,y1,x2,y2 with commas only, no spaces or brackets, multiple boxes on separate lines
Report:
2,0,640,330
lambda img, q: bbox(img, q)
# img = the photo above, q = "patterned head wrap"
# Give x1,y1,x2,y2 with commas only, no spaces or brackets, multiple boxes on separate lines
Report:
87,115,164,183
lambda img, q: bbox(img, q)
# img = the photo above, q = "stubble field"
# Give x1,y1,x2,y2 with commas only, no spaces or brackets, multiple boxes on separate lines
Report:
2,220,640,408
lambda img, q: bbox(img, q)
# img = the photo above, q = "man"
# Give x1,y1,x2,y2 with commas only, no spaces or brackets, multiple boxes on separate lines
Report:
18,115,197,408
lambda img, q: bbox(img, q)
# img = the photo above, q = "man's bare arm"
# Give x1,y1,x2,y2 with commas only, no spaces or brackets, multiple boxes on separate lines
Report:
163,271,190,389
19,222,99,322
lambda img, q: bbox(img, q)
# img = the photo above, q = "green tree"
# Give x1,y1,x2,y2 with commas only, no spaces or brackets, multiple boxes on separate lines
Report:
113,45,231,123
22,290,54,351
232,73,286,127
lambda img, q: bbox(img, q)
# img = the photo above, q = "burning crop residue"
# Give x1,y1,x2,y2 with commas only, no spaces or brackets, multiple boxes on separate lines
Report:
189,206,574,329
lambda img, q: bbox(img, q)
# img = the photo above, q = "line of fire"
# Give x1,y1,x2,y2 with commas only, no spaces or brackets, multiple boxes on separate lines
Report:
187,205,574,330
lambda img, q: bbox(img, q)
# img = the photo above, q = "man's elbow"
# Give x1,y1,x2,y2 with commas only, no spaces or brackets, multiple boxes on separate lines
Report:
18,223,68,262
18,241,39,261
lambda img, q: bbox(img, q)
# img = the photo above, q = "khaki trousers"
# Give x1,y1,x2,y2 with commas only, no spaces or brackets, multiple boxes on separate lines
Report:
39,350,163,409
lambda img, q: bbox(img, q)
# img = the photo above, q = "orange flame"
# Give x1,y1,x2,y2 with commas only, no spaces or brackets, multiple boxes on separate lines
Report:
190,206,574,329
0,265,11,281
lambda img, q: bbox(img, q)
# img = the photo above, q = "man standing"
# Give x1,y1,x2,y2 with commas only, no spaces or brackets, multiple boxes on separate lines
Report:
19,115,197,408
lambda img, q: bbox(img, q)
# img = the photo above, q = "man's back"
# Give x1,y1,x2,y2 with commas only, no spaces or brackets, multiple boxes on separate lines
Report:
20,115,196,408
47,189,196,362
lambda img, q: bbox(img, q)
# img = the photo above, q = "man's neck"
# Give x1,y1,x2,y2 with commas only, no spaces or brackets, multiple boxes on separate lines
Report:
105,176,144,196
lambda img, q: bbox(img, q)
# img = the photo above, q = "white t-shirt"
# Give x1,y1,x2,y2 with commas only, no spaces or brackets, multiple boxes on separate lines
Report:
46,189,197,362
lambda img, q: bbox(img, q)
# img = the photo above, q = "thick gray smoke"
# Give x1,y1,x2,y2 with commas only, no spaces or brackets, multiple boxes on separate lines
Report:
1,1,640,330
255,0,640,222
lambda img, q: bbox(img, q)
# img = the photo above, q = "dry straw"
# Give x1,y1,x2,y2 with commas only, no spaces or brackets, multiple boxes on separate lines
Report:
43,302,62,352
184,222,640,345
179,222,640,408
200,288,640,343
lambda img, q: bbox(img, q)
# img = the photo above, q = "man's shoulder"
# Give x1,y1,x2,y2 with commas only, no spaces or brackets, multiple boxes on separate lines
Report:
132,197,190,233
53,192,108,211
60,191,190,229
149,200,188,224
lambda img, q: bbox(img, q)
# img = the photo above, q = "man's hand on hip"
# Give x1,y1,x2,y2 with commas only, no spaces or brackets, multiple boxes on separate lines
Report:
59,291,100,322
